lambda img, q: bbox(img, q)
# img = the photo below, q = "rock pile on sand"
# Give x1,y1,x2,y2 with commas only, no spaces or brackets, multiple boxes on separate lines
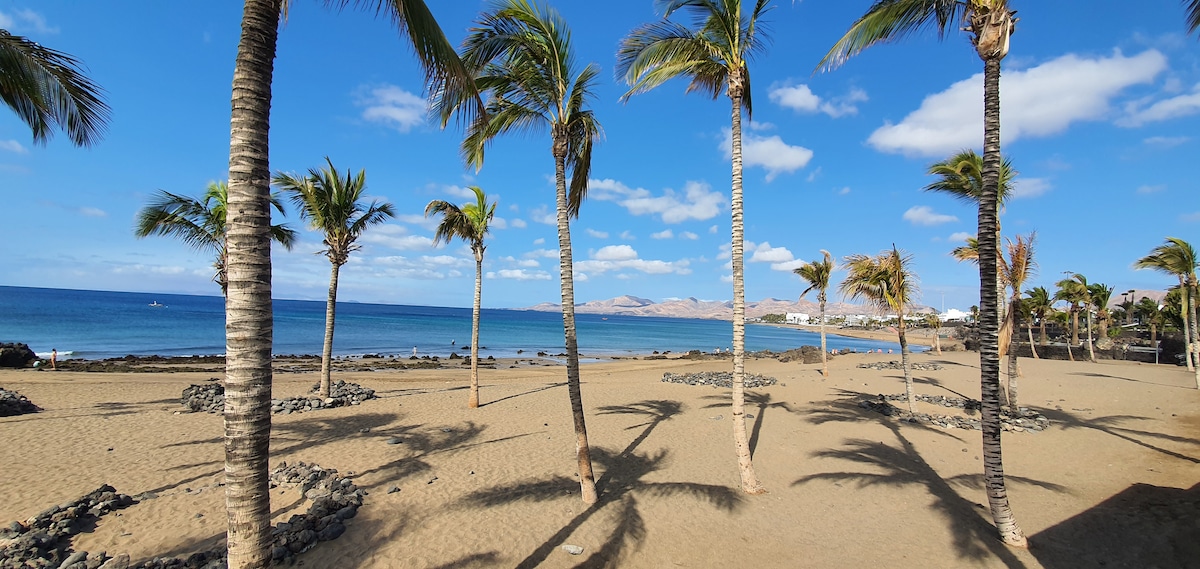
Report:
858,393,1050,433
856,361,944,371
180,382,224,413
0,484,136,569
0,387,40,416
662,371,777,388
267,461,366,561
272,381,376,415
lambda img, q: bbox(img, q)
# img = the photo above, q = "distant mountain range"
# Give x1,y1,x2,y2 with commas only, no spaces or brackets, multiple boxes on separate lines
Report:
521,295,933,320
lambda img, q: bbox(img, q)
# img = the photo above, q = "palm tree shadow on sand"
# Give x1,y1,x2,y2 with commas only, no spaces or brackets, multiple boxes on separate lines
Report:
1033,407,1199,465
459,399,745,568
700,390,801,456
797,391,1066,568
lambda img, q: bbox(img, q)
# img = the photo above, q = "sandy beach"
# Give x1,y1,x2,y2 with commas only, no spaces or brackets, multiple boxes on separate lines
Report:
1,350,1196,568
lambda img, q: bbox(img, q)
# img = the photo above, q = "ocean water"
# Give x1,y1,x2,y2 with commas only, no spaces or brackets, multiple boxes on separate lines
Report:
0,286,904,360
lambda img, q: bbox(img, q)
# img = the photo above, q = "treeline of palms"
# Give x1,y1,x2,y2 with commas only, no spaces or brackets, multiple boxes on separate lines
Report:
10,0,1200,565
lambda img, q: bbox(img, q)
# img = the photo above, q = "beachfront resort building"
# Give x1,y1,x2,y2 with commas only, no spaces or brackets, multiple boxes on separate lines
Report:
785,313,811,325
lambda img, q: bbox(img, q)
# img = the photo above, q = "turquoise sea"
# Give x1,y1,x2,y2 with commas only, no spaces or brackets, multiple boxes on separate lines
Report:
0,286,904,360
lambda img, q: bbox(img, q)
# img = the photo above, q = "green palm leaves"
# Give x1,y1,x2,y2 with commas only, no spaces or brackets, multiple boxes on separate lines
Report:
840,246,919,319
0,30,110,146
134,182,297,295
426,186,496,253
1134,237,1199,383
272,158,395,266
795,250,834,302
925,149,1017,208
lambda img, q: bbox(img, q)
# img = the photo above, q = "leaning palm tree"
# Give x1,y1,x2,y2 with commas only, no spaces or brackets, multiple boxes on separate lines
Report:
426,186,496,409
795,250,835,376
924,312,944,354
1088,283,1114,342
1134,237,1199,386
1024,285,1052,349
434,0,603,504
134,182,297,296
1000,233,1035,407
1054,277,1087,359
820,0,1025,548
1136,297,1165,362
0,29,110,146
273,159,394,400
222,2,477,566
840,246,920,413
1060,273,1096,363
618,0,774,496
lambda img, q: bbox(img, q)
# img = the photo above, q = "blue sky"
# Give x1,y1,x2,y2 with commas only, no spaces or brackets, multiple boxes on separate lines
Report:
2,1,1197,311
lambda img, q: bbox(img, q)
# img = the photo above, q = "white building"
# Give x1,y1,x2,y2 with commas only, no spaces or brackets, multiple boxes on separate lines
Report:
785,312,810,325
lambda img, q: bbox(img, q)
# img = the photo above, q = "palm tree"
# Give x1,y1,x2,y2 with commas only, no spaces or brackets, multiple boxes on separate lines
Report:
924,149,1016,207
134,182,297,296
840,246,920,413
1187,1,1200,34
0,29,110,146
1017,296,1037,359
924,312,944,354
1054,277,1086,354
434,0,603,504
1050,308,1074,361
1134,237,1199,386
795,250,835,376
1136,297,1165,362
1063,273,1097,362
273,159,394,399
223,3,477,565
1000,233,1035,407
618,0,774,497
819,0,1025,547
426,186,496,408
1024,286,1052,348
1088,283,1114,342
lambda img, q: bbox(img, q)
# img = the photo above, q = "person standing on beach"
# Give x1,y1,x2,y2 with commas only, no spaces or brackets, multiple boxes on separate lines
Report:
50,349,57,371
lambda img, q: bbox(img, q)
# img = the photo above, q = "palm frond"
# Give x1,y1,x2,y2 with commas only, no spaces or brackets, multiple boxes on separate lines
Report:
1186,0,1200,35
818,0,966,73
0,30,110,146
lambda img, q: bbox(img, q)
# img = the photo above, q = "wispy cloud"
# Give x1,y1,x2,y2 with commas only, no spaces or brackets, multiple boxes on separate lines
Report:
1136,184,1166,194
651,229,674,239
0,140,27,154
79,207,107,218
585,228,609,238
949,232,974,242
868,50,1167,156
903,206,958,226
1011,178,1052,199
590,178,726,223
356,84,427,133
0,9,58,34
1119,83,1200,127
574,245,691,276
487,269,551,281
768,82,868,118
1143,135,1190,147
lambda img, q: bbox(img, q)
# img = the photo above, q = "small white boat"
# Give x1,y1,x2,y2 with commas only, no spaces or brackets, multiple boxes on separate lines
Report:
149,301,166,308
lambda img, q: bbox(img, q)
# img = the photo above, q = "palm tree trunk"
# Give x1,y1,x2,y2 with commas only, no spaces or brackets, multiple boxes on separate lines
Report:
225,1,280,567
978,53,1026,548
1070,307,1079,346
897,317,915,414
1085,310,1096,363
553,133,597,504
470,250,483,408
1188,279,1200,388
1180,277,1195,371
1038,317,1047,346
818,294,828,377
728,91,764,495
319,263,340,398
1006,301,1019,408
1027,320,1039,359
934,327,942,354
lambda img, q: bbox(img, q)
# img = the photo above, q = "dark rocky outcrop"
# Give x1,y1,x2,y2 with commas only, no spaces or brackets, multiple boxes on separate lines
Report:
0,343,37,368
0,387,41,416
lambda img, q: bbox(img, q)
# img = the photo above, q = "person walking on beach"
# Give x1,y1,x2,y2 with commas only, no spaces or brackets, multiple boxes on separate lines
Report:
50,349,57,371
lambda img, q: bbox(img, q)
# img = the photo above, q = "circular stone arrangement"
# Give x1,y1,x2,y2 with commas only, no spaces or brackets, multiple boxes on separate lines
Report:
0,387,41,417
271,381,376,415
858,393,1050,433
267,461,366,561
180,382,224,413
856,361,945,371
662,371,777,389
0,484,137,569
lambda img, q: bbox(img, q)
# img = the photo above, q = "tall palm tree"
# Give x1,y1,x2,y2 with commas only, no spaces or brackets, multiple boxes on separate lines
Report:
1024,286,1052,348
1136,296,1165,362
840,246,920,413
134,182,297,296
1054,277,1086,356
0,29,110,146
273,159,394,399
426,186,496,409
1000,233,1034,407
434,0,603,504
1134,237,1199,386
795,250,835,376
618,0,774,496
924,312,944,354
1088,283,1114,342
223,3,477,565
819,0,1025,547
1061,273,1096,363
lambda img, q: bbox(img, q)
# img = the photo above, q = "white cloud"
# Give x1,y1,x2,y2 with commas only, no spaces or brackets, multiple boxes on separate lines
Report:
1143,135,1190,147
586,228,609,238
768,83,868,118
0,9,58,34
868,50,1168,156
721,129,814,181
488,269,552,281
806,167,822,182
590,178,725,223
1136,184,1166,194
360,225,433,250
79,207,106,218
748,242,794,263
490,217,508,230
357,84,427,133
1180,212,1200,223
680,231,699,240
903,206,958,226
528,205,557,225
836,187,851,195
1120,84,1200,127
0,140,27,154
592,245,637,261
708,225,719,234
651,229,674,239
532,238,545,245
620,230,636,240
1010,178,1052,199
510,218,528,228
525,248,559,259
949,232,974,242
